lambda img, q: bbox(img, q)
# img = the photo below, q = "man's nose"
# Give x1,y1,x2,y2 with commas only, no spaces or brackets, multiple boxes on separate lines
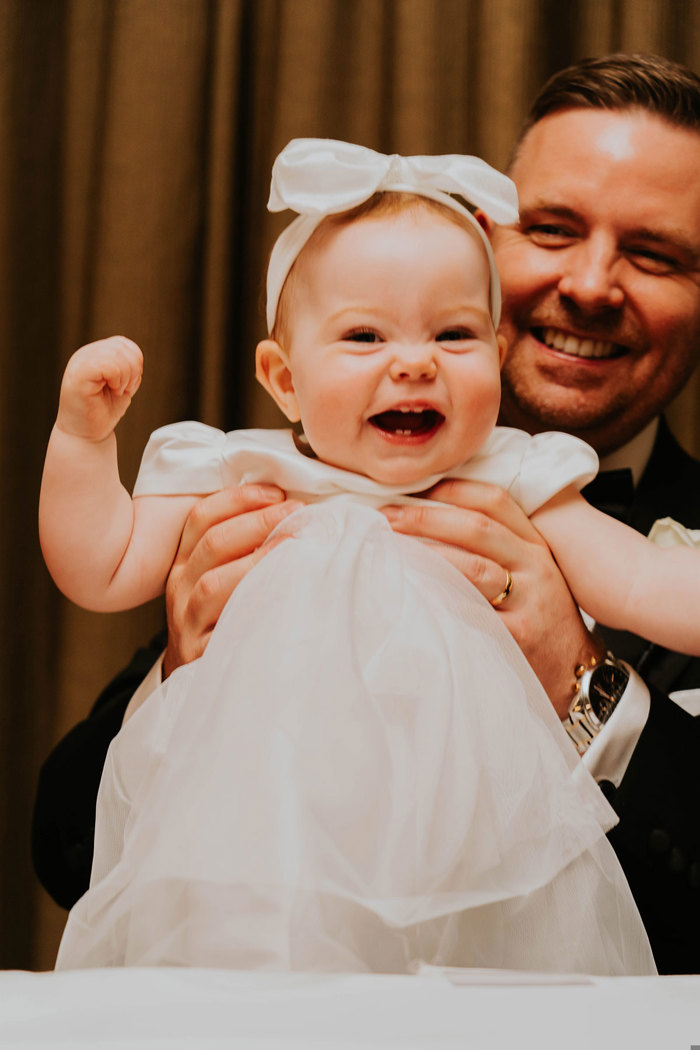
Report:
388,344,438,381
557,237,625,312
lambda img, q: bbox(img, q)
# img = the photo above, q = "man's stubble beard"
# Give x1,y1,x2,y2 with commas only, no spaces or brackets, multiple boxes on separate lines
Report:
498,360,641,448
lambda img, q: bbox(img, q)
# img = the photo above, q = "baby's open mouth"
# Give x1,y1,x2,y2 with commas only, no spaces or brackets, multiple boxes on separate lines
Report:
369,408,444,436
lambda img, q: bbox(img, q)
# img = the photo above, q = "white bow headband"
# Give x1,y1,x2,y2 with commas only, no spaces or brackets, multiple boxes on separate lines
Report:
265,138,518,333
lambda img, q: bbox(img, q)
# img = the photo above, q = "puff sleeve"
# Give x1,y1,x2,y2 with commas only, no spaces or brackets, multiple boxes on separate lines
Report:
451,428,598,515
509,431,599,514
132,422,229,497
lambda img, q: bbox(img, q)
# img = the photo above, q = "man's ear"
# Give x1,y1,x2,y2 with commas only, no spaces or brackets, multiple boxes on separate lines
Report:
474,208,495,238
255,339,301,422
497,332,508,367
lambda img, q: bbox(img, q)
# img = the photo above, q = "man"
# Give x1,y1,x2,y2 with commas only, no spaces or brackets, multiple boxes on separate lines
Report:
33,53,700,973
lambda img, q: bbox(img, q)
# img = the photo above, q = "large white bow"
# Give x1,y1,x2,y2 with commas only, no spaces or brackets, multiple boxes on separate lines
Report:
265,138,518,332
268,138,518,225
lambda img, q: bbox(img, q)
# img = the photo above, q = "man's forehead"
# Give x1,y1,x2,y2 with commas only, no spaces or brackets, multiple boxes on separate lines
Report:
512,109,700,224
513,106,700,170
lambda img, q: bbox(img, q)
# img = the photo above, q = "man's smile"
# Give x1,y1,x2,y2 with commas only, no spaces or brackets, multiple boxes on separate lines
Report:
536,326,624,360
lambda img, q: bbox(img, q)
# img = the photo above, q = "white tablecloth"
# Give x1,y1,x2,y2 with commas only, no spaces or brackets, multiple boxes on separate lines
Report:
1,968,699,1048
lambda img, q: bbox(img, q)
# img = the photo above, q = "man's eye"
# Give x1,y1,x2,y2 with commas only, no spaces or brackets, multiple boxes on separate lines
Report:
344,328,382,343
525,224,576,246
627,248,680,275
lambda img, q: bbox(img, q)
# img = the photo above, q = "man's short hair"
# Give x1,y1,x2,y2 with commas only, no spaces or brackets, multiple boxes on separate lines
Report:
511,52,700,163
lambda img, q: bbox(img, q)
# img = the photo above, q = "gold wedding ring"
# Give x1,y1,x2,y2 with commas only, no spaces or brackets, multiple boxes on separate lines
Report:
490,568,514,608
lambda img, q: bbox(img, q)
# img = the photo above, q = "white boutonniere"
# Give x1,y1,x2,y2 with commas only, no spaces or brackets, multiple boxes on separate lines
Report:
647,516,700,548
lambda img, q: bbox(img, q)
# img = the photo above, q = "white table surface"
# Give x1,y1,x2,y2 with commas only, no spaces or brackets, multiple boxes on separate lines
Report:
0,967,698,1049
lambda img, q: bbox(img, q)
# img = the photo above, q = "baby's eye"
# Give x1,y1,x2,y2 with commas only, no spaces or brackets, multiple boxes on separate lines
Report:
343,328,383,344
437,327,473,342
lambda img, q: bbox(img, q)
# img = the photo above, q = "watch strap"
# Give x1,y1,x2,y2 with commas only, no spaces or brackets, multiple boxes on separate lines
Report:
565,650,628,756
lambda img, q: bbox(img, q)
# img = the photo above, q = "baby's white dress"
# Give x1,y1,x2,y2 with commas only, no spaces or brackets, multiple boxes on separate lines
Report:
56,424,656,975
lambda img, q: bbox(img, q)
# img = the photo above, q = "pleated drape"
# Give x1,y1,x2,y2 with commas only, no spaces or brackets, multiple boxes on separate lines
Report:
2,0,699,970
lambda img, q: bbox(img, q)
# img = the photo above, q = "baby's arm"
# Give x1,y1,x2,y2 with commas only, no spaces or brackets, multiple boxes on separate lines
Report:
39,337,197,611
532,488,700,655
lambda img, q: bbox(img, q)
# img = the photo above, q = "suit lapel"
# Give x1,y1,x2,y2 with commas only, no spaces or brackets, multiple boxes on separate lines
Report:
595,419,700,682
626,418,700,535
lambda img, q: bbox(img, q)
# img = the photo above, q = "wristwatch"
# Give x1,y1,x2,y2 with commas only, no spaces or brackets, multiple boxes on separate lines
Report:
565,650,630,756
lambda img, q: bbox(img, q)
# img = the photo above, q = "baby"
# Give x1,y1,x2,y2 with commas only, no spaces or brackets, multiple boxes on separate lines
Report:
44,140,660,975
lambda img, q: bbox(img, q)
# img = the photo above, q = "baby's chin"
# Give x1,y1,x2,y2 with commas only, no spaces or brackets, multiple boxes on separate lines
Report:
346,456,454,488
313,441,462,488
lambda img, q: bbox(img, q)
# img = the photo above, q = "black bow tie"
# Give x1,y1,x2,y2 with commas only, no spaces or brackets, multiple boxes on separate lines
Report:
582,468,635,522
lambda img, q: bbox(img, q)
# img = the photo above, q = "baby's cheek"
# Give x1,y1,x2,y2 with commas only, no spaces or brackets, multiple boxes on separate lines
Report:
299,397,349,456
457,373,501,449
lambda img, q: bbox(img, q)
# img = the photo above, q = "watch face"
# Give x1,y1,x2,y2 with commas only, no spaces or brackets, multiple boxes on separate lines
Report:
589,664,628,723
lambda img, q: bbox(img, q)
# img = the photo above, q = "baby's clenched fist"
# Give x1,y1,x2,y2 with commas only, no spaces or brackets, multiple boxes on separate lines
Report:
56,336,143,442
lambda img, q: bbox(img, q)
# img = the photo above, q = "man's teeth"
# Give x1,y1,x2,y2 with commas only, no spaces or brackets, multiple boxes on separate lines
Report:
542,327,617,359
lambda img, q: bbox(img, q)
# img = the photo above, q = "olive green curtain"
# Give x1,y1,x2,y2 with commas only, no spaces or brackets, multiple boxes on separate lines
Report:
3,0,699,971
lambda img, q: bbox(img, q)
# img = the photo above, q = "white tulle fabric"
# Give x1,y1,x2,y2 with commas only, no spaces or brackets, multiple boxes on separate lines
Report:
56,426,655,975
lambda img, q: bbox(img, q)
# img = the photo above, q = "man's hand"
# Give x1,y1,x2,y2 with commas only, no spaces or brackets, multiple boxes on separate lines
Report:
163,484,303,678
382,479,603,717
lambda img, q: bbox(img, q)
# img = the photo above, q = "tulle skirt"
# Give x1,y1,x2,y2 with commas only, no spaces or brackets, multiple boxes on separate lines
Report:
56,501,655,975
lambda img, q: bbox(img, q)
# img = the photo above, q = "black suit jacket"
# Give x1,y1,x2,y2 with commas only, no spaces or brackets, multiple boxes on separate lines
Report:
590,420,700,975
31,419,700,972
